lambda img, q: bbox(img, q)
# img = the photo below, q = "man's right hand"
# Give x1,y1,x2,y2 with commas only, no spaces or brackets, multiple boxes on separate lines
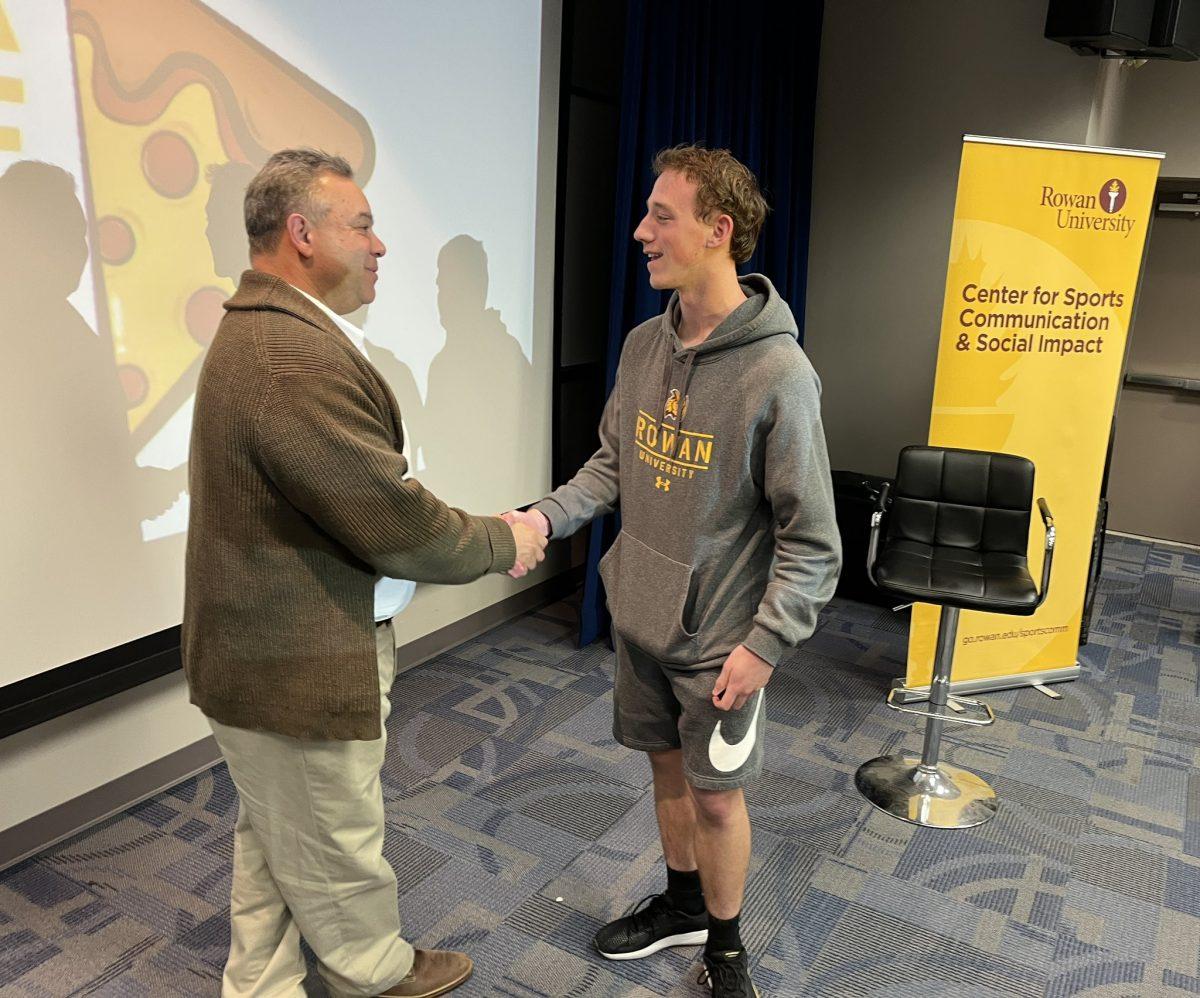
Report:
505,518,548,578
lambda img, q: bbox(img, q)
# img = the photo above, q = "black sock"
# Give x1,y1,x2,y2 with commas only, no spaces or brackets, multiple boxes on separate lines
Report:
664,865,705,915
705,912,744,955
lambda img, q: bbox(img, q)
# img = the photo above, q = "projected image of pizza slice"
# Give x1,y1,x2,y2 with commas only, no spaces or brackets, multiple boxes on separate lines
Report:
69,0,376,449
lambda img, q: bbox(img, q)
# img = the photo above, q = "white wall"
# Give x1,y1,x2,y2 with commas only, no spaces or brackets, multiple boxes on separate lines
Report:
804,0,1100,475
1112,58,1200,177
1101,58,1200,546
0,673,210,832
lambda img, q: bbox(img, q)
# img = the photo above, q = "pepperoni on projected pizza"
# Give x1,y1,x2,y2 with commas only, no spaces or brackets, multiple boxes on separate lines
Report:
68,0,376,444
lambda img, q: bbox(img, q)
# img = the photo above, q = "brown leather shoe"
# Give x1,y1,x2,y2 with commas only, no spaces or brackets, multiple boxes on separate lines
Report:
376,949,473,997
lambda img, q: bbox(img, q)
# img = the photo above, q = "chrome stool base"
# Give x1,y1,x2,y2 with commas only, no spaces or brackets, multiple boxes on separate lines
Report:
855,754,998,829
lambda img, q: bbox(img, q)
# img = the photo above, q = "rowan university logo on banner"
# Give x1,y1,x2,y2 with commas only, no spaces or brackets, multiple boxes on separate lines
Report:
1039,175,1137,237
635,396,714,489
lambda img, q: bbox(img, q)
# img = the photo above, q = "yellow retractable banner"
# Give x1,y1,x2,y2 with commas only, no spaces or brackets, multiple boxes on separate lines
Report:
906,136,1162,690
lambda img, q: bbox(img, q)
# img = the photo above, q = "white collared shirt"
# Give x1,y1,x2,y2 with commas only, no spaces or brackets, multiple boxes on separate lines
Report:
292,286,416,622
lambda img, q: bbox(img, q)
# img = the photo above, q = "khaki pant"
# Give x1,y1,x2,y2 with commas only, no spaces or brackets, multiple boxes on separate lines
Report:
209,621,413,997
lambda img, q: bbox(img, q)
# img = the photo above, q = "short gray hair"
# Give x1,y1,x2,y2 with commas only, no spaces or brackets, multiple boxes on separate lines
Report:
243,148,353,256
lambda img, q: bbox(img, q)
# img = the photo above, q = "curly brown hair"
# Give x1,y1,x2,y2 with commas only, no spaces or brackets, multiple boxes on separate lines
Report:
652,144,768,264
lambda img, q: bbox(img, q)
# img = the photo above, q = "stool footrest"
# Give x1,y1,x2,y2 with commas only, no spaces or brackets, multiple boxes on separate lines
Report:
885,687,995,727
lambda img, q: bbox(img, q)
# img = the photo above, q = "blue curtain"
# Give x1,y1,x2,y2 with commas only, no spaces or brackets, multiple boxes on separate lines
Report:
578,0,826,646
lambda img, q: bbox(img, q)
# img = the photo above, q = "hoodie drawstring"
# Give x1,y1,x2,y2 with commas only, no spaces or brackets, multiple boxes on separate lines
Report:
660,348,697,461
673,351,697,457
659,347,674,433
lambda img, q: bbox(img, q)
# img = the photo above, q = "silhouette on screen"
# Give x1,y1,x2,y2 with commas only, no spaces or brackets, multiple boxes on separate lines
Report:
0,161,183,639
422,235,534,510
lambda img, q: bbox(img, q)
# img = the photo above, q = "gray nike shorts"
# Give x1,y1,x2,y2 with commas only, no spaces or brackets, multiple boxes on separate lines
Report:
611,631,766,791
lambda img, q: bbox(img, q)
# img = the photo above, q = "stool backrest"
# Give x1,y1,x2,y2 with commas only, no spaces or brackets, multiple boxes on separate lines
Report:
889,446,1035,556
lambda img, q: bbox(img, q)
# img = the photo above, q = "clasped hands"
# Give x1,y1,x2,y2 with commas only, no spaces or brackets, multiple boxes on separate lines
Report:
500,508,550,578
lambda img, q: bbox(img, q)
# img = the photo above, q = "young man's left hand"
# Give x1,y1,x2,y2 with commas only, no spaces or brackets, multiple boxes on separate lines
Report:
711,645,773,711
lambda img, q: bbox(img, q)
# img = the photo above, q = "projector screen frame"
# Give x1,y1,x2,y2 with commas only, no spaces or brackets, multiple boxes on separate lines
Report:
0,628,181,739
1,0,566,741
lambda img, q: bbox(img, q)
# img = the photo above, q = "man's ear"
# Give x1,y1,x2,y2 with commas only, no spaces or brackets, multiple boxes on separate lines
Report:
707,213,734,252
284,212,314,258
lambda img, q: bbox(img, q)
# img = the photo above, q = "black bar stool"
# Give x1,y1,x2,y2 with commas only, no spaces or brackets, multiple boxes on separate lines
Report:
855,446,1055,829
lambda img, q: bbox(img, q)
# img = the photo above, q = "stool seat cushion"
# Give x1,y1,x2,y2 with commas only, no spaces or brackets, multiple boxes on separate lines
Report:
875,539,1039,615
872,446,1042,617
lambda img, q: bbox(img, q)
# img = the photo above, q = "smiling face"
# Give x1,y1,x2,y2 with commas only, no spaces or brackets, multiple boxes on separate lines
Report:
633,168,725,293
306,172,386,314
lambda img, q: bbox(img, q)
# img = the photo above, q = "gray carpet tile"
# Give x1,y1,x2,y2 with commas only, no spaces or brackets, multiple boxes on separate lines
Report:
2,536,1199,996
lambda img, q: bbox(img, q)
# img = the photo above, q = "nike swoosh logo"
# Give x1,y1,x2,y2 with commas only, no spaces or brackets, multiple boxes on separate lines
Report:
708,691,764,773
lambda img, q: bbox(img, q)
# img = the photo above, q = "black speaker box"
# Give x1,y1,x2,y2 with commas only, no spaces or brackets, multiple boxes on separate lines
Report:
1147,0,1200,59
1045,0,1157,51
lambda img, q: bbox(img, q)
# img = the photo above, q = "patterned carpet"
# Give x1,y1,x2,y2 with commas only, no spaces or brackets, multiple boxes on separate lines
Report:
2,533,1198,997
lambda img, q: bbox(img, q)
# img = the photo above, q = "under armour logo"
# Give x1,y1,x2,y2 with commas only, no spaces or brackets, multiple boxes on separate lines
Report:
655,477,671,492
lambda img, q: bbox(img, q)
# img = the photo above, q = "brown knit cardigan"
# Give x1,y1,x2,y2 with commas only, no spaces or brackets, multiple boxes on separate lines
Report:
182,271,516,739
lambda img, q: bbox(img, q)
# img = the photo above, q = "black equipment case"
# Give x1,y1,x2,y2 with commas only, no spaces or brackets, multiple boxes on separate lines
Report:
831,470,895,607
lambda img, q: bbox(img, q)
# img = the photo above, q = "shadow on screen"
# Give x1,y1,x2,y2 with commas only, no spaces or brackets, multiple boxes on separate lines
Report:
206,160,258,284
421,234,534,511
0,161,186,651
365,339,427,471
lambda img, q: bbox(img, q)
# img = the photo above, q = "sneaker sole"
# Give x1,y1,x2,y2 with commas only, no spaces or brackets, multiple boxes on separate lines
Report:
596,928,709,960
702,976,760,997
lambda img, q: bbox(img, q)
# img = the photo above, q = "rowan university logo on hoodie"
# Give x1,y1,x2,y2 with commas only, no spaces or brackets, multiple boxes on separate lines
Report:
634,393,714,487
664,389,688,421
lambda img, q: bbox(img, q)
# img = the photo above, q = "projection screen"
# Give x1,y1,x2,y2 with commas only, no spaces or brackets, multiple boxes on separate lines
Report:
0,0,555,689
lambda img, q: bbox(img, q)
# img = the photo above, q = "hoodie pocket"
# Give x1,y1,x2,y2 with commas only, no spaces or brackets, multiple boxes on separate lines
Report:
603,530,698,663
597,533,623,613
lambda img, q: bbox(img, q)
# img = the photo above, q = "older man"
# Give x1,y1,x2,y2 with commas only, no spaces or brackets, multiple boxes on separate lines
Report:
183,148,545,998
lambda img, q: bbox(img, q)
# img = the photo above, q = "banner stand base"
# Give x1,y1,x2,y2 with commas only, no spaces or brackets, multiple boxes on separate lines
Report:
891,664,1081,704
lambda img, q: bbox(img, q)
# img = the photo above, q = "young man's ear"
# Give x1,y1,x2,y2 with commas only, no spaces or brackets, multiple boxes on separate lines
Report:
707,213,734,252
285,212,315,259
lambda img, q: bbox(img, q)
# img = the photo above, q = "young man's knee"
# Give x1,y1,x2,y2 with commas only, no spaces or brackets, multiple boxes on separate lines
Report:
688,785,746,826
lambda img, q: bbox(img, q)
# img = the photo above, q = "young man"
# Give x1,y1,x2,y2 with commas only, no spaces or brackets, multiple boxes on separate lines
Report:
184,149,546,998
509,145,840,996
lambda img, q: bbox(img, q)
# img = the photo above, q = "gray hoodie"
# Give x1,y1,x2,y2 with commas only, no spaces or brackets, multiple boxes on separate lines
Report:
534,274,841,670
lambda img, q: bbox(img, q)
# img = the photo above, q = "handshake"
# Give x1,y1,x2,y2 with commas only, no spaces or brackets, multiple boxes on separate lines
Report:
499,508,551,579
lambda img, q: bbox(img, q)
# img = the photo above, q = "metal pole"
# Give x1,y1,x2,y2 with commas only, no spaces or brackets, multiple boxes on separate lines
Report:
919,605,960,768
